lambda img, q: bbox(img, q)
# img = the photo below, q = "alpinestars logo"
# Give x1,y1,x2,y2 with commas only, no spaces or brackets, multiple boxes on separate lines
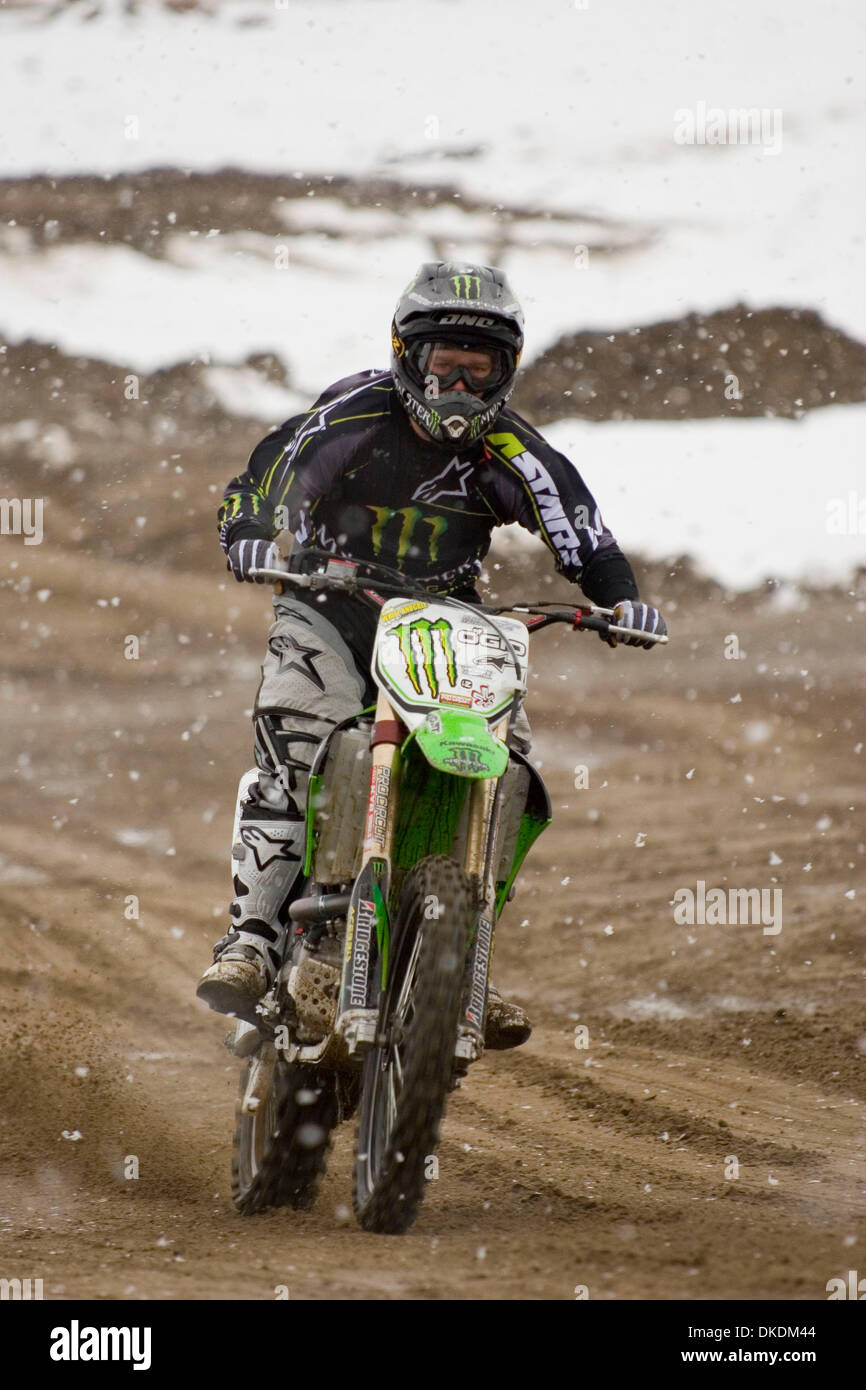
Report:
267,632,326,691
239,825,302,872
450,274,481,299
394,619,457,698
487,432,585,566
412,456,474,505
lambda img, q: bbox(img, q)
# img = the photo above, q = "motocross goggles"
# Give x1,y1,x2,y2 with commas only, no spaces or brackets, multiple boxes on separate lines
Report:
404,339,514,398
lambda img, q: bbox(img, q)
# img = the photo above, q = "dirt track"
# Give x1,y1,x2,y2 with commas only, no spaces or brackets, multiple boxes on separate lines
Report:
1,534,864,1300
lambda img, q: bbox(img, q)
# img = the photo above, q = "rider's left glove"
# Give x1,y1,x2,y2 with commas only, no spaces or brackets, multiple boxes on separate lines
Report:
606,599,667,650
226,538,281,583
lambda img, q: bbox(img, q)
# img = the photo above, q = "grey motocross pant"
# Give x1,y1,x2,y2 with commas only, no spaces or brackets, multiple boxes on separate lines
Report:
246,594,532,822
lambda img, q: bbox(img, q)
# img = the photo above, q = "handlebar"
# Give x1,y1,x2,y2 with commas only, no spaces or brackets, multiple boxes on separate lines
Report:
246,555,669,647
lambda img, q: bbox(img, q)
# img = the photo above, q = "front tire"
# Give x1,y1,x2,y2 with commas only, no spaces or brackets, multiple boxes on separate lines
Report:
353,855,474,1234
232,1050,338,1214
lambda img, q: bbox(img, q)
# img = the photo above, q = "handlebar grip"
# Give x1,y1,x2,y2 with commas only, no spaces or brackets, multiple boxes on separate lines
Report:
574,611,668,644
606,622,668,644
247,566,307,586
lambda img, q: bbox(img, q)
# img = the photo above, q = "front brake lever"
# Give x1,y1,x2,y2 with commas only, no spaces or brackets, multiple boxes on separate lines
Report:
247,567,311,587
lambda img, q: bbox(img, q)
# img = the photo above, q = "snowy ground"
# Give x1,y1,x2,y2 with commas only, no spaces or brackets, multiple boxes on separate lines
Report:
542,407,866,589
2,0,864,333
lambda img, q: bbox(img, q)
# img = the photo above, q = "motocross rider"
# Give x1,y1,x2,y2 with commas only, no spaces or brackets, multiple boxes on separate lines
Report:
196,262,667,1047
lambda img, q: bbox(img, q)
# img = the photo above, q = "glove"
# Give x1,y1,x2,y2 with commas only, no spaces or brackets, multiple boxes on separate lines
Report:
606,599,667,650
226,538,282,583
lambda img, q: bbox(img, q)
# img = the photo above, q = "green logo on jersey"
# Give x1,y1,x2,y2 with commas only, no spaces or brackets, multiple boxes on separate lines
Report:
367,506,447,563
395,618,457,698
450,274,481,299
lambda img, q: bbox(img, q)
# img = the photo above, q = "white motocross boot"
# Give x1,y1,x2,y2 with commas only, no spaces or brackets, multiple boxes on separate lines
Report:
196,816,306,1024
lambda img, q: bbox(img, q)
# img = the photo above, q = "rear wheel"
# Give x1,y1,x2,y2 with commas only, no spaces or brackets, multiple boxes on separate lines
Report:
232,1049,339,1214
353,855,474,1234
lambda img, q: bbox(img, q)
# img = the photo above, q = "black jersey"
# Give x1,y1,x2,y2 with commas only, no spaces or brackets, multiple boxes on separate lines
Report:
219,369,639,605
219,369,641,679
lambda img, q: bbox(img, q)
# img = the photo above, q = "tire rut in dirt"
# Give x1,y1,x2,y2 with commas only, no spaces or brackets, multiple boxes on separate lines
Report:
354,855,474,1235
232,1053,339,1215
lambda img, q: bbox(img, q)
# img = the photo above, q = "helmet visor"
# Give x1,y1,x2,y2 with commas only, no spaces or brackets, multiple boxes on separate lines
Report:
405,340,513,398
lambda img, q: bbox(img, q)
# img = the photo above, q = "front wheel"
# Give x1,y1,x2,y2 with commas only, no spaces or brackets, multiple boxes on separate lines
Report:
353,855,474,1234
232,1049,339,1214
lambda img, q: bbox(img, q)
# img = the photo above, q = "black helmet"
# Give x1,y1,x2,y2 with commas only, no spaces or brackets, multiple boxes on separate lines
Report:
390,261,524,449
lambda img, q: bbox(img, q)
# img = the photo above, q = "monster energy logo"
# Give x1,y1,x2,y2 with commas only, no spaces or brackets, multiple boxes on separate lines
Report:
367,505,447,563
450,274,481,299
395,618,457,697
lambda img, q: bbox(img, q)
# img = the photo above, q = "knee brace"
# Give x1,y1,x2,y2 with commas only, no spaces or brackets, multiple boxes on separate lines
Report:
250,706,336,816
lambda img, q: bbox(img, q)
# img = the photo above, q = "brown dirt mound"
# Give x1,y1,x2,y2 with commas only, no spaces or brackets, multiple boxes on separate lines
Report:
512,305,866,422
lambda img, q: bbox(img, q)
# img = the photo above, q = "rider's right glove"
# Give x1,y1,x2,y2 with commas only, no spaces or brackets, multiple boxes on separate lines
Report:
606,599,667,650
226,538,281,583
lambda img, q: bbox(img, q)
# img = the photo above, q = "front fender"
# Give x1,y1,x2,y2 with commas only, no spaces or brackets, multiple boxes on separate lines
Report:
409,708,509,780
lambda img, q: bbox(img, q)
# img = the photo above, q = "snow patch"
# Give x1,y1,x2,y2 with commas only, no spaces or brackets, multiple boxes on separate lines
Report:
0,857,47,885
611,994,699,1021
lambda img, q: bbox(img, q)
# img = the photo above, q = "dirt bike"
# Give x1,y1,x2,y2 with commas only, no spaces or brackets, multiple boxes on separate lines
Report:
225,551,667,1234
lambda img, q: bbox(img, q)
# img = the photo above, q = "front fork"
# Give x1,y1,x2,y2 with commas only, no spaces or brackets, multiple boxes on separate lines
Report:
335,689,402,1053
334,694,506,1061
455,715,508,1063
